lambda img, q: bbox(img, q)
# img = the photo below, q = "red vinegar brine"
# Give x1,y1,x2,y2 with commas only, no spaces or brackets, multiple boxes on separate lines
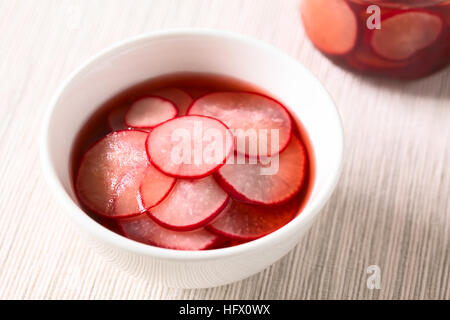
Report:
71,73,315,251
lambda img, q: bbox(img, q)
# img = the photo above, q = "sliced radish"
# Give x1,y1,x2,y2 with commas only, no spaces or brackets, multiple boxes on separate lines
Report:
113,163,175,215
149,176,229,231
118,214,220,250
370,10,444,61
352,46,408,70
75,130,149,218
146,115,234,178
216,136,306,206
207,198,299,241
107,106,129,131
139,165,176,210
125,96,177,129
188,92,292,157
151,88,193,115
301,0,358,55
112,167,147,215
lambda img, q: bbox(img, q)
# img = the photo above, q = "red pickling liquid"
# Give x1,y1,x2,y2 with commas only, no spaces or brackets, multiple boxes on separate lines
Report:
70,73,316,250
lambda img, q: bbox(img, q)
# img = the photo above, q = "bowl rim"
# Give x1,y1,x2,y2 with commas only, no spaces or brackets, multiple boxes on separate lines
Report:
40,28,344,261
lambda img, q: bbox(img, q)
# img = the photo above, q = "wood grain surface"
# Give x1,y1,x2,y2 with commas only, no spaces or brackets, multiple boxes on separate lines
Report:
0,0,449,299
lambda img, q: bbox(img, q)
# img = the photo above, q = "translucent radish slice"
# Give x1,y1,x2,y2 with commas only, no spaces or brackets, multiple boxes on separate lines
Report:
125,96,178,129
107,106,129,131
113,167,147,215
75,130,149,218
151,88,193,115
139,165,176,210
188,92,292,157
207,198,299,241
301,0,357,55
370,11,443,61
149,176,229,231
146,115,234,178
351,46,408,70
216,136,306,206
118,214,220,250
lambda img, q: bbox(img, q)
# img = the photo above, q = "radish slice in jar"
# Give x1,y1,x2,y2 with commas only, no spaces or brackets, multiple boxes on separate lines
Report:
301,0,358,55
370,10,444,61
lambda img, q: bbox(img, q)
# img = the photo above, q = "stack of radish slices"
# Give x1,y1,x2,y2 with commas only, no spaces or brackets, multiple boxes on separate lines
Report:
76,89,309,251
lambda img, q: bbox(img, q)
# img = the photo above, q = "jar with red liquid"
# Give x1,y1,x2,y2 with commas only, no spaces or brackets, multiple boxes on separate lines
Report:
301,0,450,79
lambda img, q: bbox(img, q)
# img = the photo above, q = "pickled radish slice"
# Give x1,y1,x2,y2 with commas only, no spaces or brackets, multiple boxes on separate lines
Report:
149,176,229,231
107,106,129,131
112,167,147,215
188,92,292,157
75,130,149,218
125,96,177,128
139,165,176,210
118,214,220,250
151,88,193,115
371,11,443,61
352,46,408,70
301,0,357,55
216,136,306,206
146,115,234,178
207,198,299,241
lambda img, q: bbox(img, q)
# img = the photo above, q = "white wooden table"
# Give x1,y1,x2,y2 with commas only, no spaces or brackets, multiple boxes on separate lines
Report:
0,0,449,299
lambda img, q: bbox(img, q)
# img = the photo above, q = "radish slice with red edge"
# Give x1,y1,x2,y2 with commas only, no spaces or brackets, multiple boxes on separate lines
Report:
112,167,147,215
75,130,150,218
114,158,175,215
107,105,129,131
301,0,357,55
139,165,176,210
125,96,178,128
118,214,220,250
146,115,234,178
370,10,444,61
216,136,306,206
149,176,229,231
151,88,193,115
207,198,299,241
188,92,292,158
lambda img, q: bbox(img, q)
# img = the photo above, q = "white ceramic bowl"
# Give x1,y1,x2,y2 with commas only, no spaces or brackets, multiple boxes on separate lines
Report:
41,29,344,288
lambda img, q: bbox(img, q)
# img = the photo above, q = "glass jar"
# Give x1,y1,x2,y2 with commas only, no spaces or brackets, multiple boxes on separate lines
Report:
301,0,450,79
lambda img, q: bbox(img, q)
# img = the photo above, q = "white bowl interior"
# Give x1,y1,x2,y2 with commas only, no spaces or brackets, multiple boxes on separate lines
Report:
43,30,343,259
